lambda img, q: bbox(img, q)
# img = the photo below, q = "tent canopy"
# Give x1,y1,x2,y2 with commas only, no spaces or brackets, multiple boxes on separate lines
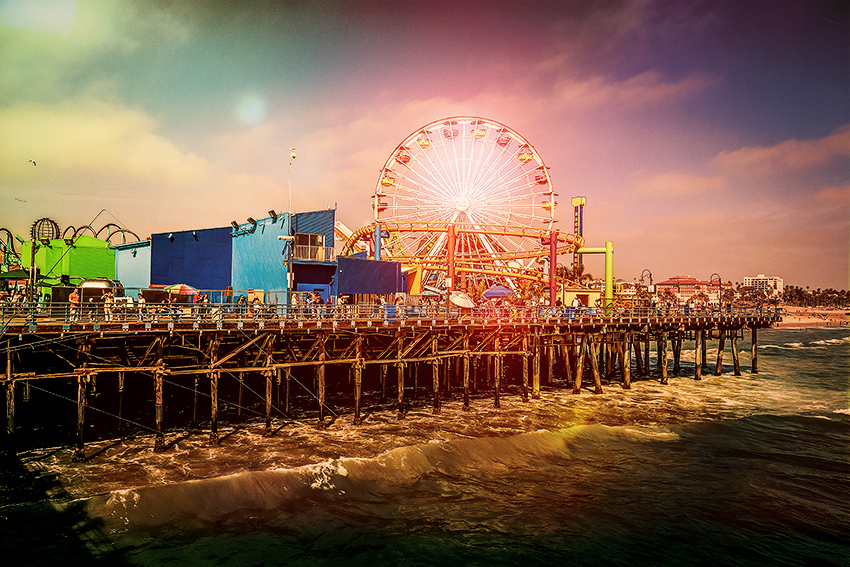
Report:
483,284,514,298
0,269,30,279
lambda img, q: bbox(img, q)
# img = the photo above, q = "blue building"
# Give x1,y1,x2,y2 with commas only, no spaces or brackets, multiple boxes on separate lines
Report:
231,213,291,302
126,208,404,305
150,227,232,291
113,240,151,296
290,210,336,301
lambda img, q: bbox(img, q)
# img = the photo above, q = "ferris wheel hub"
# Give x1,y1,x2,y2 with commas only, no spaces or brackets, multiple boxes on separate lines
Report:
453,195,471,212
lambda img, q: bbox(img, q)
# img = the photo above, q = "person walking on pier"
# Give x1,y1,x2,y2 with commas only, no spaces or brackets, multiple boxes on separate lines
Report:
104,292,114,322
252,297,262,321
137,292,146,321
68,288,79,323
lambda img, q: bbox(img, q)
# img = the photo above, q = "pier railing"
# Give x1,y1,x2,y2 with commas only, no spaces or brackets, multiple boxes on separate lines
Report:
0,298,782,329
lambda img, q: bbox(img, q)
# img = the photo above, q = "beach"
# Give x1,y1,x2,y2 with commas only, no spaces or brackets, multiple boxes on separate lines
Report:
777,305,849,328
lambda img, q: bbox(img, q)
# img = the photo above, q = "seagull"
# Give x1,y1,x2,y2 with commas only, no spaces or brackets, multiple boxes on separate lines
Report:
28,159,36,166
15,198,26,202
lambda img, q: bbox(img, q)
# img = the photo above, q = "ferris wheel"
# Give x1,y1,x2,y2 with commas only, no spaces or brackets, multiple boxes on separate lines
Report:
367,116,565,288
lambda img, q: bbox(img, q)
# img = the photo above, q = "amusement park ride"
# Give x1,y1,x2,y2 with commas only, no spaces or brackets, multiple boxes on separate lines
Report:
1,218,140,270
342,116,613,307
2,116,613,308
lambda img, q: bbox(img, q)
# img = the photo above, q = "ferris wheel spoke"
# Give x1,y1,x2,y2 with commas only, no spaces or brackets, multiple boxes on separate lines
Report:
403,157,457,200
469,144,518,196
397,139,457,201
475,163,533,199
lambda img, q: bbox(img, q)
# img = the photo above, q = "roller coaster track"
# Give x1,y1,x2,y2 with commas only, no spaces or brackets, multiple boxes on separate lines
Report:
342,222,585,286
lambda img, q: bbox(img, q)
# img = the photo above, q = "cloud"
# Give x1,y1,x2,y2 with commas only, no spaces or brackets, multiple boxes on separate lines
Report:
548,70,716,111
0,97,209,184
712,125,850,177
634,170,723,197
0,0,192,101
813,184,850,207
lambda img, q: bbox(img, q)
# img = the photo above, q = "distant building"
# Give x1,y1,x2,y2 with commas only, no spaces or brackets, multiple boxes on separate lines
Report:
743,274,783,297
655,275,731,304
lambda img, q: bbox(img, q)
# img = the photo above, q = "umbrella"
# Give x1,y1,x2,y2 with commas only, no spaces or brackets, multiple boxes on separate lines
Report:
421,286,442,297
449,291,475,309
163,283,198,295
483,284,514,299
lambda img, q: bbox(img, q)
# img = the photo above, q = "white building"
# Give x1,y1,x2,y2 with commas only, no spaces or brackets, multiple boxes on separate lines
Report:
743,274,784,297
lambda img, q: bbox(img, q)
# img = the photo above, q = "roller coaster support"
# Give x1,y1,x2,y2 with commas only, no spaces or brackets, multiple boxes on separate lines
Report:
549,230,557,306
447,224,456,291
576,241,614,314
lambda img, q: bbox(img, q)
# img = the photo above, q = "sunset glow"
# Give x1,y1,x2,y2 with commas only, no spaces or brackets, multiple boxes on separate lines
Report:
1,0,847,288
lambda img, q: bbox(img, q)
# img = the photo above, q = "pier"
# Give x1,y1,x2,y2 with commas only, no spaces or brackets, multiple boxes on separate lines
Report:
2,301,779,459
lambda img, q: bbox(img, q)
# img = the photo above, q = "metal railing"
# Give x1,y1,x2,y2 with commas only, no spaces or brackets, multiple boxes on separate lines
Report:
292,245,335,261
0,298,783,328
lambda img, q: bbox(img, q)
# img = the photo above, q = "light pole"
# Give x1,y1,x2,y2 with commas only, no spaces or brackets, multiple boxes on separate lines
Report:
639,268,653,315
709,273,721,312
640,269,653,291
287,147,296,311
288,147,296,215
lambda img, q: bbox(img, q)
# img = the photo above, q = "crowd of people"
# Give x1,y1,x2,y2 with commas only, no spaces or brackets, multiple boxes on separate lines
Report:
2,285,782,326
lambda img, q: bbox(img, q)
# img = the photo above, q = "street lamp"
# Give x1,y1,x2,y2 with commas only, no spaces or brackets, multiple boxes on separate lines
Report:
639,269,653,291
709,273,721,312
288,147,296,215
639,268,653,314
287,147,296,313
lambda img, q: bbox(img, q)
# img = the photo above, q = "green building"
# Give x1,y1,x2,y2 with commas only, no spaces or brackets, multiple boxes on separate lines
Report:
21,235,115,288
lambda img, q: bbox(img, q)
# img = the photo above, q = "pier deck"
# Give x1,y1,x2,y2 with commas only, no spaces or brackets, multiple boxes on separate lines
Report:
2,304,780,458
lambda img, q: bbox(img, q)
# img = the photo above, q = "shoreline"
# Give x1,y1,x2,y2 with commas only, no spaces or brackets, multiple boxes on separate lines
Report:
776,305,849,328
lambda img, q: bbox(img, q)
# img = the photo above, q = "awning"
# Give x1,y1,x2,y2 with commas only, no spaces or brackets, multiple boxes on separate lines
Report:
0,269,31,279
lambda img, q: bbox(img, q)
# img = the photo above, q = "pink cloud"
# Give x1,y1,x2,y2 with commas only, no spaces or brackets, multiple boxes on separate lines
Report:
712,125,850,177
633,170,724,197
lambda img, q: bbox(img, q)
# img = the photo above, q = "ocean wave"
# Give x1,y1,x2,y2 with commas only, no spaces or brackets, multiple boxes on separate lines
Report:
81,424,682,534
812,337,850,346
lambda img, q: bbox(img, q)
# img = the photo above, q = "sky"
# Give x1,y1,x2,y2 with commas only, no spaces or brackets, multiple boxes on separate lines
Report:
1,0,848,290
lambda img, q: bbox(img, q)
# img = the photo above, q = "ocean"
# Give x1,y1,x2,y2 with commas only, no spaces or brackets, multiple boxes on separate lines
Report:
1,327,848,566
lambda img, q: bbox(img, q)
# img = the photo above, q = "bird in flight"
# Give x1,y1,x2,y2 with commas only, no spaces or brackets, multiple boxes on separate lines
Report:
28,159,36,166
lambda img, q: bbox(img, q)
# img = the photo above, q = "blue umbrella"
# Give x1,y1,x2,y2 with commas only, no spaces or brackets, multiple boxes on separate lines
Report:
483,284,514,298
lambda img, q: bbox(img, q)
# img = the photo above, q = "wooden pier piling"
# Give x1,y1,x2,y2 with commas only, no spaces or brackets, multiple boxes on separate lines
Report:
731,334,741,376
317,336,327,425
398,334,406,416
431,336,440,414
532,332,541,399
210,370,219,444
0,307,779,456
72,374,86,462
5,340,13,447
463,336,471,410
521,335,529,402
493,336,501,409
751,328,758,374
354,336,363,425
714,332,726,375
694,331,703,381
117,371,125,432
588,336,603,394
